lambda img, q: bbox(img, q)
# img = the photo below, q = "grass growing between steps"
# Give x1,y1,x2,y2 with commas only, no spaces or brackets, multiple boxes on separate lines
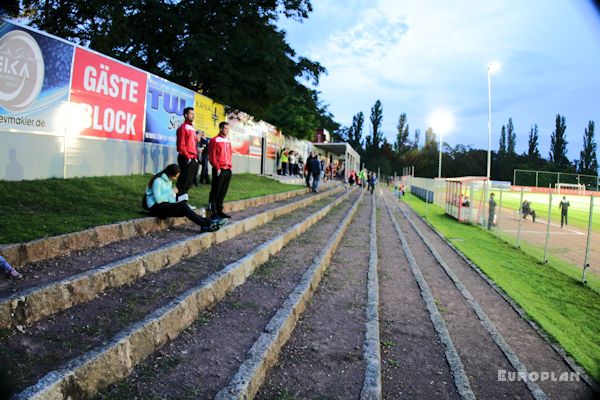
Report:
0,174,304,244
402,193,600,384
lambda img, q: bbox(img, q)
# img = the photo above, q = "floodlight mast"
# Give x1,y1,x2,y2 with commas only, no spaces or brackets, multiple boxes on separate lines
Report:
487,62,501,179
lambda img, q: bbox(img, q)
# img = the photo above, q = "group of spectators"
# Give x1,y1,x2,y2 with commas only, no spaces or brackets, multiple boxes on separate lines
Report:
278,149,303,177
144,107,233,233
347,169,377,194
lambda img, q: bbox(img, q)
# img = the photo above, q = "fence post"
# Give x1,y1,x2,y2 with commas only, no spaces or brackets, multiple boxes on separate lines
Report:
482,182,489,229
516,188,525,248
543,192,553,264
582,196,594,284
496,187,503,237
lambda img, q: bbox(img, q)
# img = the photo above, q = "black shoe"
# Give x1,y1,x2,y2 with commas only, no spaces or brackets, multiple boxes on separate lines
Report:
201,221,220,232
212,217,228,227
219,212,232,219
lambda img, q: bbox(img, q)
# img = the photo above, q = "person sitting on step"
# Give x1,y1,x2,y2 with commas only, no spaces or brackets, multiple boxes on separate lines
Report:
145,164,223,232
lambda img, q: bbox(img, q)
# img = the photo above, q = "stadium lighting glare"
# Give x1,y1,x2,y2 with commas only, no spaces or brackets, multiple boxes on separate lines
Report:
429,110,454,178
488,61,501,74
487,61,501,179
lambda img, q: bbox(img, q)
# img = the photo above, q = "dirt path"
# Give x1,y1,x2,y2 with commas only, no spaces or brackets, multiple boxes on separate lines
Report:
95,191,361,399
377,193,458,399
0,189,335,297
382,191,534,399
0,192,346,393
396,198,596,400
257,194,371,399
5,185,597,400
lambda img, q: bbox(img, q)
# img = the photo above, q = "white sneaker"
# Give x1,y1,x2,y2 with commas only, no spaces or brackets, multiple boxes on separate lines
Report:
189,204,197,210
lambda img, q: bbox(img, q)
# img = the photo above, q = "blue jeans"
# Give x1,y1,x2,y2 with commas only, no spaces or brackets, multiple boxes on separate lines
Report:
311,173,320,192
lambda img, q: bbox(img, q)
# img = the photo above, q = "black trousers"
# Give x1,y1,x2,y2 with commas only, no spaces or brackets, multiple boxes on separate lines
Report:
177,155,199,197
561,212,568,226
150,202,209,226
199,156,211,184
209,168,232,215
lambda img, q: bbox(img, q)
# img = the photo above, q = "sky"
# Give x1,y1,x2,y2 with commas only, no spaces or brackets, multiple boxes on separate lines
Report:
279,0,600,161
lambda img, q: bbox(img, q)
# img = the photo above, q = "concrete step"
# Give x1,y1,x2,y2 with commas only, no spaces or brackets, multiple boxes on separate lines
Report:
9,188,359,400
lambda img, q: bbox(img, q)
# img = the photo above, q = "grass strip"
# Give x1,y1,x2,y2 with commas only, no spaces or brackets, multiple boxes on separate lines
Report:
0,174,303,244
402,193,600,384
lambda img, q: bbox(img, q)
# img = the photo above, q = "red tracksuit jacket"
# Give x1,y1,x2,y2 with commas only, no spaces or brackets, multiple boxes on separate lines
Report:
176,121,198,160
209,134,233,171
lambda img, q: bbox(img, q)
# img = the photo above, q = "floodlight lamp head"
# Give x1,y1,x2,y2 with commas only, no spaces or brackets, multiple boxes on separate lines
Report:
488,61,501,74
429,110,455,135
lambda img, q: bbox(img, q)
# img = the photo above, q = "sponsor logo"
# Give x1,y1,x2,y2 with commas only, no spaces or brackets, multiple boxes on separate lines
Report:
0,30,45,112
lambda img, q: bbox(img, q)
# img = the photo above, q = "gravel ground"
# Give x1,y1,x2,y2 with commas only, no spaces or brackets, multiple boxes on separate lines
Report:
0,191,344,393
377,195,458,400
396,199,597,400
388,197,534,399
257,195,371,399
94,191,360,400
0,190,327,297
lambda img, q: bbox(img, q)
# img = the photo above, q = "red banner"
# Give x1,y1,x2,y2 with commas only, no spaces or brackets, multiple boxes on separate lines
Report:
70,48,147,141
249,135,262,158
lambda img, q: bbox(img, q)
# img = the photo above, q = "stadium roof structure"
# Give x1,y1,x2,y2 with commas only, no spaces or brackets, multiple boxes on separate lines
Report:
312,142,361,181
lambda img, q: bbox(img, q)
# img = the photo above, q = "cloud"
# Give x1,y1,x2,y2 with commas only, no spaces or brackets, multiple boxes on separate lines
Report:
281,0,600,159
325,8,409,62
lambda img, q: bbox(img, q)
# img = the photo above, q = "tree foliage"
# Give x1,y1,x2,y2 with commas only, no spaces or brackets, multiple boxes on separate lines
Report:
366,100,384,150
499,125,506,156
550,114,569,167
344,112,364,157
578,121,598,175
506,118,516,155
393,113,410,155
527,124,541,160
412,129,421,149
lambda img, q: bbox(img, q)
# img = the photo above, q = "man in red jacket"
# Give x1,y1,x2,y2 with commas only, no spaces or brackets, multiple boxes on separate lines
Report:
209,121,233,219
176,107,199,205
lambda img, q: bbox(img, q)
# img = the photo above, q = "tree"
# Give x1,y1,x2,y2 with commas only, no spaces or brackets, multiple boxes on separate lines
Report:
424,127,437,149
549,114,569,167
265,84,321,140
499,125,507,156
506,118,516,155
578,121,598,175
366,100,384,150
346,112,365,156
527,124,540,160
394,113,410,154
412,129,421,149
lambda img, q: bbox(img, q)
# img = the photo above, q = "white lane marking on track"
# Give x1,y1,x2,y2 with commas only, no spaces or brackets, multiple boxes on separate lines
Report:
505,217,584,235
502,230,584,235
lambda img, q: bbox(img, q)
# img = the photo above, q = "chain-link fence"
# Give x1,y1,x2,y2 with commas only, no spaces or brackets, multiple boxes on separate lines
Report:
405,176,600,287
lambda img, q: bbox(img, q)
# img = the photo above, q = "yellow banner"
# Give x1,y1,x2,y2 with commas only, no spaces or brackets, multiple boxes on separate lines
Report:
193,93,226,138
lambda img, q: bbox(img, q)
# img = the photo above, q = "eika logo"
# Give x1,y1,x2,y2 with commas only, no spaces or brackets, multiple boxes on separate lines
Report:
0,30,44,112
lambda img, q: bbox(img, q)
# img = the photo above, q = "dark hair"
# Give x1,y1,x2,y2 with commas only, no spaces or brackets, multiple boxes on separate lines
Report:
219,121,228,130
148,164,180,188
183,107,194,116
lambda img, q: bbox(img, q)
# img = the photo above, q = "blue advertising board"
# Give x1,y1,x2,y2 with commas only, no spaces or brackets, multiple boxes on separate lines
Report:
144,74,195,146
0,21,75,135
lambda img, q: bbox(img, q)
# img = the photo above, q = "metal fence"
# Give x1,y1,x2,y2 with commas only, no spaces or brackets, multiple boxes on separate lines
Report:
405,176,599,286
